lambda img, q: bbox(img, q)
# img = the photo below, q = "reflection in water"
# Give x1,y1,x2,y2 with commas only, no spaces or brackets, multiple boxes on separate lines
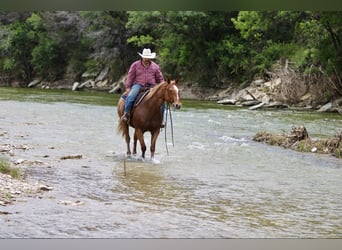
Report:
114,162,178,205
113,161,236,226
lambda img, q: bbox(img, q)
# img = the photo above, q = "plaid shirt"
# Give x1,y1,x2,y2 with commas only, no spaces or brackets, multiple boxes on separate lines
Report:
125,60,164,89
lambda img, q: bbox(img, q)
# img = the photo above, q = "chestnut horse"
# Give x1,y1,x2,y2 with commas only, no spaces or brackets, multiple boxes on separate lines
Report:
117,78,182,159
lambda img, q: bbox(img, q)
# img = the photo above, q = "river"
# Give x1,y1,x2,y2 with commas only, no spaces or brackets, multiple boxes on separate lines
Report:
0,87,341,238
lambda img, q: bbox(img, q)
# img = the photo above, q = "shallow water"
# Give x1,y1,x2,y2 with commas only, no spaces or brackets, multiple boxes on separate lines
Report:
0,88,341,238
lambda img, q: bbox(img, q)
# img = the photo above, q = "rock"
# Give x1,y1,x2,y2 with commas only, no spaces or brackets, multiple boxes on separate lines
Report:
240,100,261,106
217,88,232,99
0,131,7,137
317,102,332,112
264,78,281,90
79,80,95,89
96,80,109,88
249,102,265,110
60,155,82,160
15,159,26,165
217,99,237,105
261,95,271,104
59,200,84,206
95,67,109,82
109,85,122,94
39,185,53,191
207,95,219,101
109,75,127,93
72,82,80,91
253,79,264,87
300,93,312,102
265,102,288,109
28,80,40,88
81,71,97,79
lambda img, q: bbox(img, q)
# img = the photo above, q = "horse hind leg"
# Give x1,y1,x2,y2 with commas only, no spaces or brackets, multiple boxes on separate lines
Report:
122,124,131,157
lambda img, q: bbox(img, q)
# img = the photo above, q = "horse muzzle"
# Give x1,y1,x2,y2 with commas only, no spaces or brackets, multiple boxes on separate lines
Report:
173,103,182,110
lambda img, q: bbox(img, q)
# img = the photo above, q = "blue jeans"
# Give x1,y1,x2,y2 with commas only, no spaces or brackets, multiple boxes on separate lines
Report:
124,83,165,120
124,84,142,113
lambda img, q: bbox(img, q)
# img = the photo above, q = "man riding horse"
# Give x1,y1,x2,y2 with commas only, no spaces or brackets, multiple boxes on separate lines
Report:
121,48,165,128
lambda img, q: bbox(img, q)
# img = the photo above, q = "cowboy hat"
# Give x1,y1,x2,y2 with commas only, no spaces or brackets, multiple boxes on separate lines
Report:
138,48,156,59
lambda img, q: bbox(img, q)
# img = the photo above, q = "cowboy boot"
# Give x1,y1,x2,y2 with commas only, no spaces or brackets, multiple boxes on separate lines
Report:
121,112,130,123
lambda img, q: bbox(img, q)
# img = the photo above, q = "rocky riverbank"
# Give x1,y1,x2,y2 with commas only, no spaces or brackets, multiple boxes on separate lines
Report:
10,66,341,114
0,171,52,207
1,133,53,206
213,77,342,114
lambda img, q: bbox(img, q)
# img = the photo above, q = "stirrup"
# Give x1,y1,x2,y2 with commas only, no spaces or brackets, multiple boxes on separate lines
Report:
121,113,129,123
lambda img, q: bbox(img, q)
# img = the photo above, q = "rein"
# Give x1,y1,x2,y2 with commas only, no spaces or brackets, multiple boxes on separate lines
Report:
164,103,175,155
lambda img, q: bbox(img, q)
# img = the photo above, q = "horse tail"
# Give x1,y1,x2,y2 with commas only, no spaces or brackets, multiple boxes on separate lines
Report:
117,97,128,137
117,120,128,137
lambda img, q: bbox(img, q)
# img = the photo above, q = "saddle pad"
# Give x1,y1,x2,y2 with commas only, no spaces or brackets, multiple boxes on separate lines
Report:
120,88,150,106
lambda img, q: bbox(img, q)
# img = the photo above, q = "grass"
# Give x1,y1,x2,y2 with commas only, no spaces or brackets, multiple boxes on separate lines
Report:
0,158,22,179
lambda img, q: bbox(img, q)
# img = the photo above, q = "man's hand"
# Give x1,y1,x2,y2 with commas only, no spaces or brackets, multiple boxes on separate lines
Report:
124,88,130,95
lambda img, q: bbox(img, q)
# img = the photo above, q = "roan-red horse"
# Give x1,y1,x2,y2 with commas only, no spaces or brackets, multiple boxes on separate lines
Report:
117,78,182,159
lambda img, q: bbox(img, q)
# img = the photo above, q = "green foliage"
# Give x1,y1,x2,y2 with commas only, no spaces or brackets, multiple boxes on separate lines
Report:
126,11,238,86
84,59,97,73
127,35,154,47
26,13,43,30
67,36,93,80
0,19,37,81
0,10,341,91
2,57,16,71
208,36,249,80
31,36,64,81
231,11,266,40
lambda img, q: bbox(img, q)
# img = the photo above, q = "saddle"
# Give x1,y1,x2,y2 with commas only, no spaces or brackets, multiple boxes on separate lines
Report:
121,86,151,118
133,87,151,107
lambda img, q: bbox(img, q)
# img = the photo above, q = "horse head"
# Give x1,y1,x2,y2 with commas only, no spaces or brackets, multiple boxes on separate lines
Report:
165,78,182,110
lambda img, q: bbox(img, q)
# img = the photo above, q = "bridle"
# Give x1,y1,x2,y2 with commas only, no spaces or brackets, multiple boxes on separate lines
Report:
165,82,178,104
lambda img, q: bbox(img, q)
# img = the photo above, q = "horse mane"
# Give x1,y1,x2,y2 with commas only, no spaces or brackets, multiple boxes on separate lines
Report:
144,81,168,102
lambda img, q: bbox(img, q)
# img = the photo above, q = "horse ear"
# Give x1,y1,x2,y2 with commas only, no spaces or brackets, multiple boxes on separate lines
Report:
166,76,171,84
175,77,180,85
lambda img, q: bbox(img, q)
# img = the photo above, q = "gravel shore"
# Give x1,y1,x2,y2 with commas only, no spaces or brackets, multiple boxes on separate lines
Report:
0,172,52,206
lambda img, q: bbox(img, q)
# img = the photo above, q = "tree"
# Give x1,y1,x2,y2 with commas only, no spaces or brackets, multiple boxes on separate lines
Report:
80,11,129,80
126,11,239,86
0,16,37,83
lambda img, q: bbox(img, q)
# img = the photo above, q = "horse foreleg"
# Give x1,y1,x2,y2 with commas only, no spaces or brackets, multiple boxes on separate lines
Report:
150,129,161,159
135,129,146,159
133,130,138,155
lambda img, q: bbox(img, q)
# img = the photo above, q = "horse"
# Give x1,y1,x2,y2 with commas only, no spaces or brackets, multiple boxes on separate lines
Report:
117,78,182,159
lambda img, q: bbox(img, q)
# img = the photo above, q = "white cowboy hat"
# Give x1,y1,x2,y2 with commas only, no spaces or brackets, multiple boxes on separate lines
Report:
138,48,156,59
